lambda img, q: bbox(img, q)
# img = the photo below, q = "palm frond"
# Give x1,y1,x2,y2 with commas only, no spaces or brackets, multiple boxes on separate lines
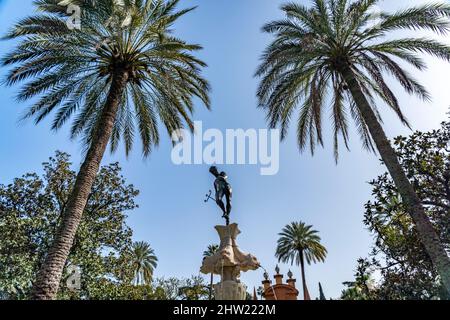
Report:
4,0,210,157
255,0,450,160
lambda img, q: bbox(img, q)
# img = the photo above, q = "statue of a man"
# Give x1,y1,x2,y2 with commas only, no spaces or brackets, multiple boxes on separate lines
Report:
209,166,232,225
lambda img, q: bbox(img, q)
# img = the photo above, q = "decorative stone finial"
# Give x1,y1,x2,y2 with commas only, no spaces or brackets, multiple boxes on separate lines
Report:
288,270,293,279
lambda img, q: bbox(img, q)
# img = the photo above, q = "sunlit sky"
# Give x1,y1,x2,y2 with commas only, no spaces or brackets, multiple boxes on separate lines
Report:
0,0,449,299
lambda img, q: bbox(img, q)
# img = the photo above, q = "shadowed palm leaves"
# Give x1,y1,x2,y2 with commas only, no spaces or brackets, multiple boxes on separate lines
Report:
276,222,327,300
131,242,158,286
203,244,219,300
256,0,450,295
3,0,210,299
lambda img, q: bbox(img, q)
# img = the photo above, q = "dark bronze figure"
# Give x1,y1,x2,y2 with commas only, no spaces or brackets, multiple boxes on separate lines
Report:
208,166,232,225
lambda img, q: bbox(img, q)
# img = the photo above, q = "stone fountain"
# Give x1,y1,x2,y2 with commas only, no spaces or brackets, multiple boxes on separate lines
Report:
200,223,260,300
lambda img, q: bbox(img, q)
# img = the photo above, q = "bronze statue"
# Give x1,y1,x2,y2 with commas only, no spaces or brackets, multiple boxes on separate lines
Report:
208,166,232,225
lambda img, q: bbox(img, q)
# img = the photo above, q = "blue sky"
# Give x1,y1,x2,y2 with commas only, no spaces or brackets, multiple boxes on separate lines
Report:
0,0,449,299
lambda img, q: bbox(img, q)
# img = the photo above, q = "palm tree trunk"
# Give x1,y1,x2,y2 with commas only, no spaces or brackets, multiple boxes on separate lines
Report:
299,250,311,300
31,70,129,300
209,273,214,300
341,64,450,297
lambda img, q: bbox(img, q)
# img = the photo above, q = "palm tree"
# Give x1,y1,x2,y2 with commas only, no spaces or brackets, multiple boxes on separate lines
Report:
203,244,219,300
3,0,210,299
256,0,450,295
275,222,327,300
131,242,158,286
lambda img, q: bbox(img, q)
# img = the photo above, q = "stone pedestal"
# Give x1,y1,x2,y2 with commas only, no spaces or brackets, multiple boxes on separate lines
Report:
200,223,260,300
214,281,247,300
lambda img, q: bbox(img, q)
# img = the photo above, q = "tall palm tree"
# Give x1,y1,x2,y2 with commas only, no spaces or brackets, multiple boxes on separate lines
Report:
256,0,450,295
275,222,327,300
203,244,219,300
131,242,158,286
3,0,210,299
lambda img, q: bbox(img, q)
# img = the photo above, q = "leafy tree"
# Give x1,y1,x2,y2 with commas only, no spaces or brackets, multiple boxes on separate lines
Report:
275,222,327,300
177,276,209,301
152,277,183,300
363,121,450,299
153,276,209,300
255,0,450,295
86,281,166,300
3,0,210,299
76,275,210,300
0,151,140,299
203,244,219,300
341,259,378,300
130,241,158,286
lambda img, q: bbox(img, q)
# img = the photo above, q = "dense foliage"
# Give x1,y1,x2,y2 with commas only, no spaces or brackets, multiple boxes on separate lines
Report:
0,151,140,299
341,259,378,300
0,151,213,300
153,276,209,300
345,122,450,299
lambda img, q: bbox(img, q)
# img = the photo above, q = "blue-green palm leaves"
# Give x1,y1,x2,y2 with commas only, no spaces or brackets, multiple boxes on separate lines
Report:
276,222,327,266
203,244,219,258
131,241,158,286
3,0,210,156
256,0,450,160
